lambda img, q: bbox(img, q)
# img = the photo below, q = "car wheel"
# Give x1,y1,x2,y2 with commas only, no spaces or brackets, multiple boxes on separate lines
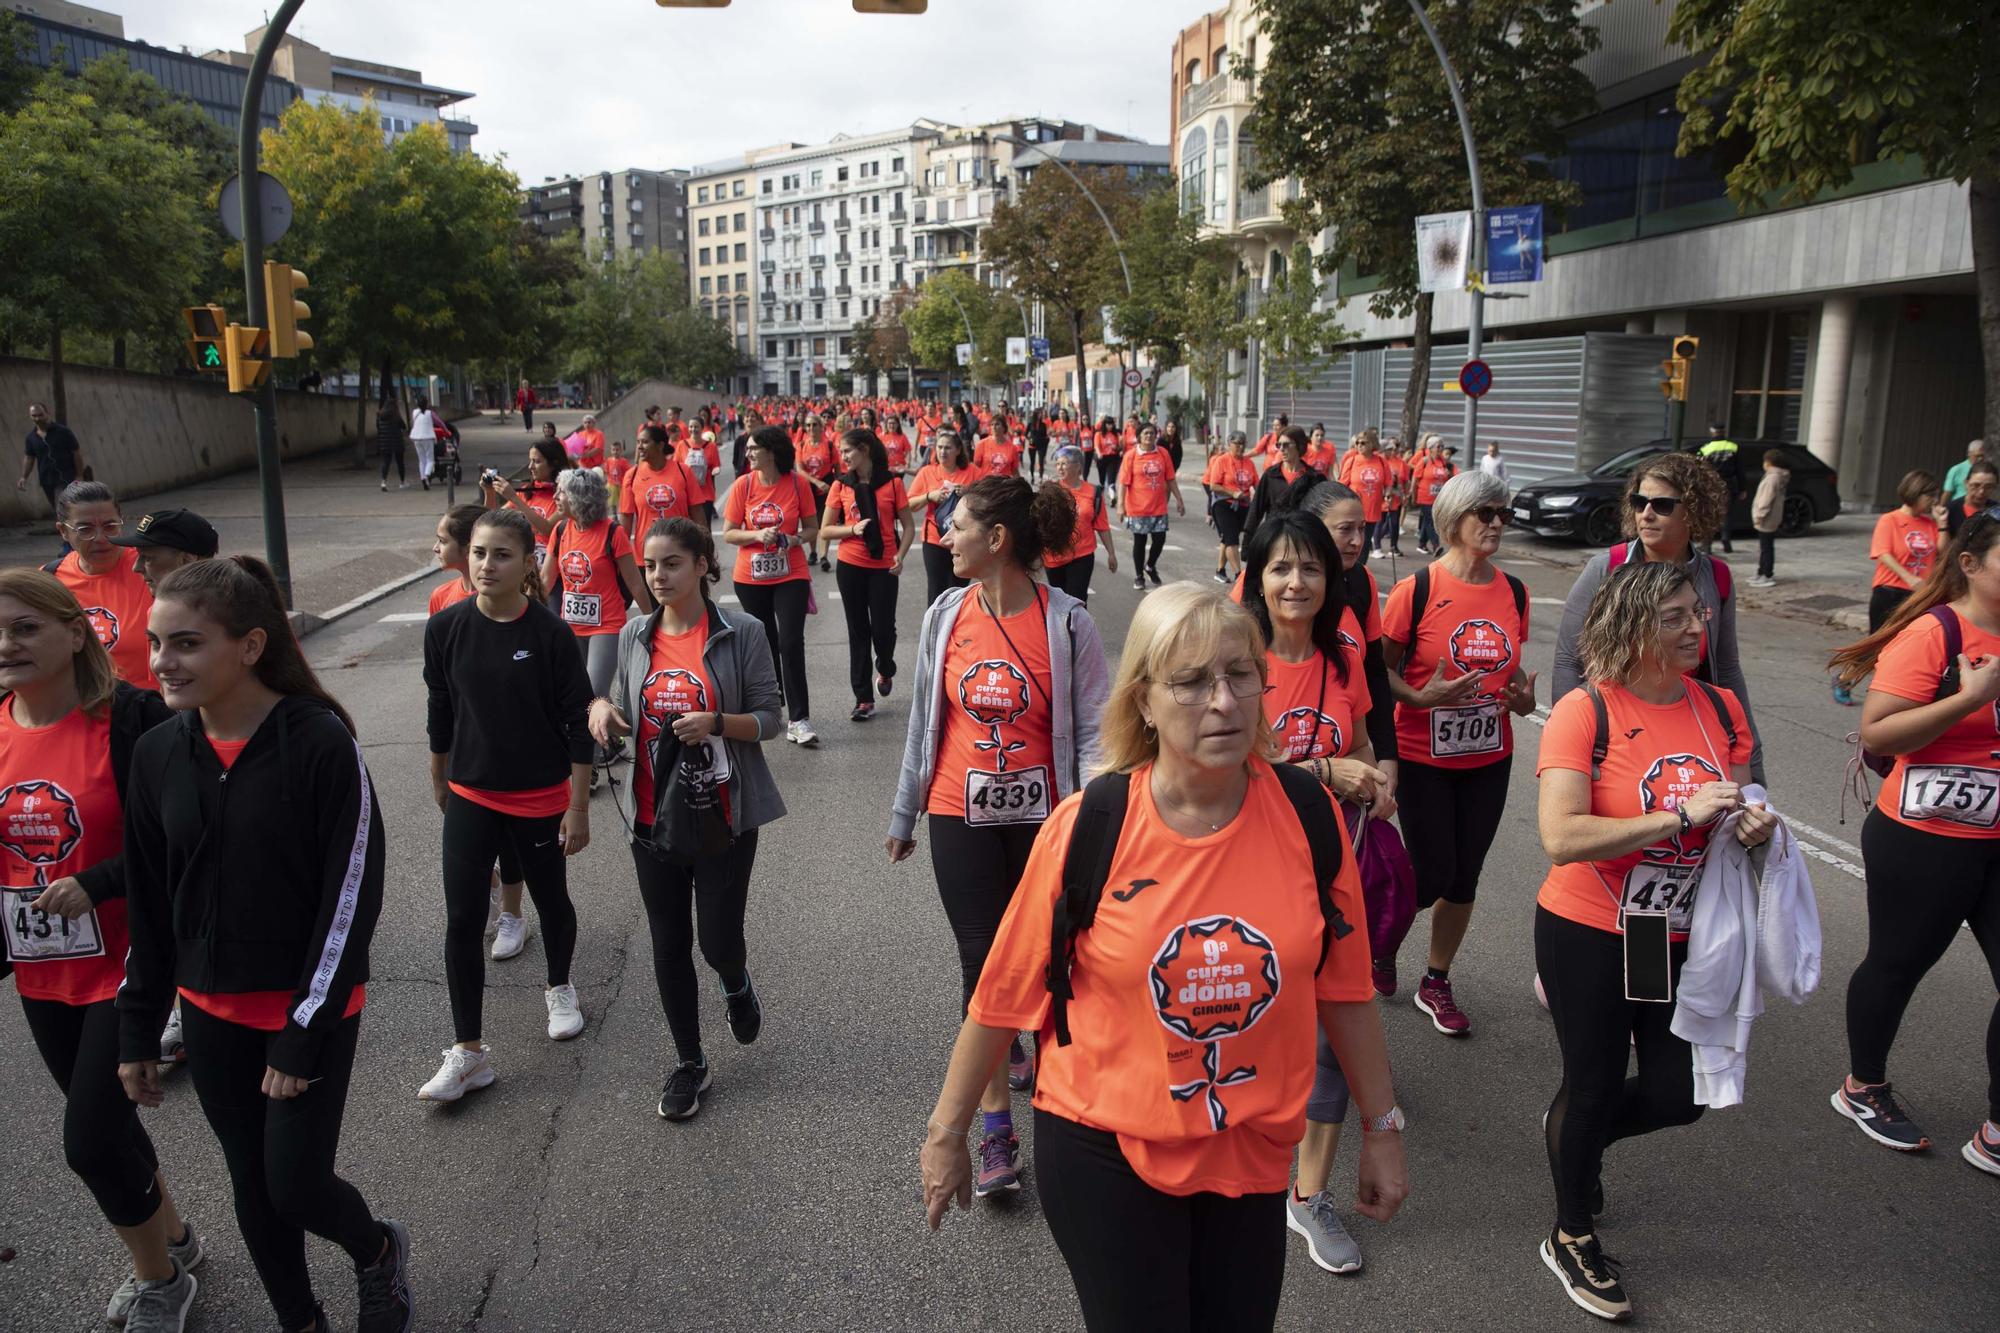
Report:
1582,503,1622,546
1779,494,1812,538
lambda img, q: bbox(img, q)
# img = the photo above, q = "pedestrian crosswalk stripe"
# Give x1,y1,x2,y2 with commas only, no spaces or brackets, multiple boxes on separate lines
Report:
378,612,428,622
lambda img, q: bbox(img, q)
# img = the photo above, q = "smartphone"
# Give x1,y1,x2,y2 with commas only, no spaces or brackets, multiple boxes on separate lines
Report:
1622,910,1673,1004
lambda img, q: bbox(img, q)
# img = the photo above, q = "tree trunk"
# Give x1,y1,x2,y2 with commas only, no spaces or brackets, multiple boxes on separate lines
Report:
1973,168,2000,446
1071,308,1090,425
1400,292,1435,444
112,337,126,370
354,348,372,467
48,320,65,424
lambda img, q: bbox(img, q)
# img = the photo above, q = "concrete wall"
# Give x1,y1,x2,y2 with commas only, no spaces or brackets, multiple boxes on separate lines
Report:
2,357,361,524
592,379,722,450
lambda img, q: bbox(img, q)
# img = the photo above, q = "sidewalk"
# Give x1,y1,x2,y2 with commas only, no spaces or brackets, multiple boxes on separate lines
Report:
0,409,600,620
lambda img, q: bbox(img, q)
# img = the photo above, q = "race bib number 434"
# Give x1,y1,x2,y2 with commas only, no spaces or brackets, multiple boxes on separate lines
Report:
3,886,103,962
1900,764,2000,828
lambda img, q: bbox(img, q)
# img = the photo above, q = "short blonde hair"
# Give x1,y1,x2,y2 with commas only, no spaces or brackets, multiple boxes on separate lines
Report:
1579,560,1693,684
1097,582,1278,775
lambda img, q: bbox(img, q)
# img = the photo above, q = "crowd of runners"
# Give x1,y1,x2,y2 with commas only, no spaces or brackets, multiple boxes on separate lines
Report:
6,393,1996,1331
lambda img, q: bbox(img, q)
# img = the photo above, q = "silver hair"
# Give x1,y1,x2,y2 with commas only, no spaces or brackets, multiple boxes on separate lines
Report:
1053,445,1087,472
556,466,610,527
1432,469,1510,548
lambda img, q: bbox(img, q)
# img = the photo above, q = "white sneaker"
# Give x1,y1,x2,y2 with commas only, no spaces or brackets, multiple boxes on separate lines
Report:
1748,575,1776,588
484,887,501,940
546,984,584,1040
159,1006,186,1064
417,1046,494,1102
492,912,529,960
788,719,820,748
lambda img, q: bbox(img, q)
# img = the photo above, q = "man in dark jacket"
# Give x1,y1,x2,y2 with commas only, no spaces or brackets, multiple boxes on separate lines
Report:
18,401,84,519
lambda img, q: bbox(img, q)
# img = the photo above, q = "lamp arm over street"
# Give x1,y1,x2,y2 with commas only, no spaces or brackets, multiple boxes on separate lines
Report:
1406,0,1485,449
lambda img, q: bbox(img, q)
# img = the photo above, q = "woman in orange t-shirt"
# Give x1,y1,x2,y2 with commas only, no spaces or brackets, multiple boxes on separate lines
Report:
1830,509,2000,1174
1867,468,1943,632
721,426,822,747
917,585,1406,1328
1043,446,1117,604
820,429,914,720
0,570,190,1316
908,431,982,608
1117,424,1186,590
1535,561,1769,1319
794,415,839,570
543,469,649,750
1204,433,1260,584
49,481,156,689
1091,415,1122,498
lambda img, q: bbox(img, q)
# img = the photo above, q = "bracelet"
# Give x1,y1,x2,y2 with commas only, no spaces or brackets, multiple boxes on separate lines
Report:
926,1117,967,1139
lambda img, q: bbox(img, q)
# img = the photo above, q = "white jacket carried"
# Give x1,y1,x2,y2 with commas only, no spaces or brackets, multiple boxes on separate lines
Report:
1670,785,1822,1108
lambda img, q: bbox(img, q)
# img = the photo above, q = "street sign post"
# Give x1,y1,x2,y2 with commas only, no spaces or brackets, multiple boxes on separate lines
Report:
1457,358,1493,399
1029,336,1050,361
1122,368,1143,390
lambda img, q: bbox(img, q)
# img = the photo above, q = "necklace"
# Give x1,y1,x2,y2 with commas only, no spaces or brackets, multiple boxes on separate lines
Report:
1154,782,1240,833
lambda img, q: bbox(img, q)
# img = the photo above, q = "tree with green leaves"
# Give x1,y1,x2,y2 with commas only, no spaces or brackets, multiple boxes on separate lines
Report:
1181,249,1249,445
1243,0,1596,443
1104,181,1220,414
1668,0,2000,442
903,270,999,393
0,11,34,116
1256,243,1351,419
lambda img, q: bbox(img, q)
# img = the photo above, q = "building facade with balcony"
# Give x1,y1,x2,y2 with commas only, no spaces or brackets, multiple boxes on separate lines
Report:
522,168,688,268
691,151,792,397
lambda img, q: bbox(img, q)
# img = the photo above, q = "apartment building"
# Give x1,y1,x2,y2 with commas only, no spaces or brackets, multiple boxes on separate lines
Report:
521,169,688,268
203,28,478,153
689,147,796,397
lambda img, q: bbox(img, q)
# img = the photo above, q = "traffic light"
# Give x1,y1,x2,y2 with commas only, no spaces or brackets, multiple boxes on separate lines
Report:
1659,357,1690,401
263,262,312,358
183,305,227,374
1672,335,1700,361
223,324,270,395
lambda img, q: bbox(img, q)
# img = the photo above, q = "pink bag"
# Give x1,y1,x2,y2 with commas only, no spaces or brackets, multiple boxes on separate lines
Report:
1341,801,1417,965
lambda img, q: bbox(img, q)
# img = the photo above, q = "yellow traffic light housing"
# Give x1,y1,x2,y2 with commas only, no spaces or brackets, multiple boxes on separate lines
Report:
224,324,270,395
1672,335,1700,361
1658,357,1690,401
263,262,313,358
183,304,227,374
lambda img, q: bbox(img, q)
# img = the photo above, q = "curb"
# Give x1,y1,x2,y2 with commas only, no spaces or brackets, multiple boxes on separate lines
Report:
297,564,436,638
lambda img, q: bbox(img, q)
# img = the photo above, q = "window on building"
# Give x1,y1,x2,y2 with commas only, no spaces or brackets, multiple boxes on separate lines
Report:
1212,117,1230,222
893,190,904,211
1729,310,1811,441
698,218,710,236
733,180,745,197
697,186,710,203
811,170,822,188
734,212,745,231
700,277,712,294
766,339,779,357
762,180,773,194
839,301,849,317
1211,48,1227,79
734,243,746,261
1181,126,1207,214
814,303,823,320
699,247,711,265
735,273,747,292
1186,57,1202,88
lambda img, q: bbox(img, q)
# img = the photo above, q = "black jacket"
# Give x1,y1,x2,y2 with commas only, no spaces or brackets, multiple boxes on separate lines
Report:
116,696,384,1075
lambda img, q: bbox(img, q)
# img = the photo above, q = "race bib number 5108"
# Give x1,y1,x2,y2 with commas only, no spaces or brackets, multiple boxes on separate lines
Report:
1431,702,1502,758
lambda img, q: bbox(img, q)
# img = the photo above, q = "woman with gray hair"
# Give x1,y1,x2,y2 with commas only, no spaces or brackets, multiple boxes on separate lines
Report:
1381,470,1537,1036
542,466,652,763
1043,446,1117,602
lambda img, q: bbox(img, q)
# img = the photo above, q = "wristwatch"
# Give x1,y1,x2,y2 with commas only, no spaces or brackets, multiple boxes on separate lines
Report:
1676,805,1694,836
1360,1105,1406,1135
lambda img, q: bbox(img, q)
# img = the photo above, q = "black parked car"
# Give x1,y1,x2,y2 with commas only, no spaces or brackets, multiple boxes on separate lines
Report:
1510,438,1841,546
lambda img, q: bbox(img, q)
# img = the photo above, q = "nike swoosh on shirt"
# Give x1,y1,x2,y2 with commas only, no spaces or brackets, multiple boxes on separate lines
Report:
513,650,532,661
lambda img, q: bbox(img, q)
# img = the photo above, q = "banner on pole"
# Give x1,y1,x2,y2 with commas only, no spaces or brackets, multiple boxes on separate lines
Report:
1005,336,1028,366
1486,205,1544,284
1414,211,1473,294
955,343,972,366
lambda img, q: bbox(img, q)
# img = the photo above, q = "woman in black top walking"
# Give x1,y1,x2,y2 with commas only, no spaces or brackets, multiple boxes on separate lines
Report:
376,394,406,493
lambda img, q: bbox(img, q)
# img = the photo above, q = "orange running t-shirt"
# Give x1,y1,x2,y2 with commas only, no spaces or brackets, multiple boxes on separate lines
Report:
1093,428,1121,460
1536,681,1754,937
429,577,474,616
632,618,728,824
1119,447,1173,518
1381,564,1527,769
969,762,1373,1197
625,456,698,534
1415,460,1455,506
925,590,1056,821
825,477,908,570
0,700,126,1004
911,464,982,546
724,471,817,585
550,519,635,637
1870,509,1939,590
795,439,838,486
1870,610,2000,839
1204,454,1258,504
975,436,1024,478
1264,610,1371,762
1337,453,1391,523
1049,480,1110,567
53,549,156,689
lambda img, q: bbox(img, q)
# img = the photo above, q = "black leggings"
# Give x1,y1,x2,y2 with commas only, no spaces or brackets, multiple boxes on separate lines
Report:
922,541,967,608
442,791,578,1043
928,814,1040,1010
182,1003,380,1330
1535,907,1701,1237
1046,554,1094,604
1397,755,1513,908
1027,444,1047,477
1130,529,1165,574
1847,810,2000,1121
835,560,899,704
21,996,162,1227
631,830,758,1064
1869,585,1912,632
734,578,811,722
1096,455,1118,490
379,436,405,483
1035,1108,1286,1332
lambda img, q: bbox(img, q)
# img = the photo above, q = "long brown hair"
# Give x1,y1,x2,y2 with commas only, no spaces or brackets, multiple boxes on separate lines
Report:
154,557,356,735
473,509,547,604
0,569,117,715
1831,510,2000,685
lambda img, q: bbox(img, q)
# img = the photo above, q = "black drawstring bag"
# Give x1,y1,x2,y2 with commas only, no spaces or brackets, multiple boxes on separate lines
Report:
646,730,733,865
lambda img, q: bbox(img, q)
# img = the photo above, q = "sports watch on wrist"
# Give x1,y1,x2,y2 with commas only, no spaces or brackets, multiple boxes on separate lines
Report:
1360,1105,1406,1134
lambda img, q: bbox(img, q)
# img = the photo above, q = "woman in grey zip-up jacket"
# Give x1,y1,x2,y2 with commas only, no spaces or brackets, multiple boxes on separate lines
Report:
885,478,1110,1188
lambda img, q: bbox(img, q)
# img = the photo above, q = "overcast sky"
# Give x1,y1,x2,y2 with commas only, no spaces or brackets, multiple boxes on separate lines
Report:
127,0,1194,183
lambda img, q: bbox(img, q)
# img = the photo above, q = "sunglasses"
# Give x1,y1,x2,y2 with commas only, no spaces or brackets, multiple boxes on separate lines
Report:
1470,506,1512,526
1628,494,1683,516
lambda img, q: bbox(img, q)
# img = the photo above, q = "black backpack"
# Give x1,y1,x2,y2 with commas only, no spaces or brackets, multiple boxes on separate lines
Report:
1583,678,1739,781
1044,762,1351,1046
1403,564,1528,650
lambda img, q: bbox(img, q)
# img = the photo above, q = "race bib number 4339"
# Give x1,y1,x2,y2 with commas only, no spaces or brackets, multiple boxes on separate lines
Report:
2,886,103,962
964,765,1051,826
1900,764,2000,828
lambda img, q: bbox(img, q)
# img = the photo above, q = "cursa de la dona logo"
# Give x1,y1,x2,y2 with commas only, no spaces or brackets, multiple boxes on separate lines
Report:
0,779,84,881
958,659,1030,771
1152,914,1280,1132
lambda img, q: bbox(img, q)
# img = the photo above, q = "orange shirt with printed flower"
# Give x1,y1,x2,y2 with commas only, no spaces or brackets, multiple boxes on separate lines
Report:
1337,452,1391,523
1536,681,1753,938
1204,453,1258,503
969,762,1373,1196
975,436,1024,478
723,471,818,585
1870,509,1940,589
1119,447,1174,518
1381,564,1527,769
0,700,127,1004
549,519,635,638
1049,479,1111,567
1870,611,2000,839
632,618,728,825
911,463,982,546
1415,459,1456,506
624,456,698,533
428,578,474,616
824,476,909,570
53,549,156,689
1093,428,1121,460
882,432,912,473
1263,607,1371,761
796,439,837,487
926,590,1055,819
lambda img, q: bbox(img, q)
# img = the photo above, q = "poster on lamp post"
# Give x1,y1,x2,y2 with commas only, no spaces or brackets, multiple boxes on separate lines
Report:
1414,210,1473,293
1005,336,1028,366
1486,204,1545,284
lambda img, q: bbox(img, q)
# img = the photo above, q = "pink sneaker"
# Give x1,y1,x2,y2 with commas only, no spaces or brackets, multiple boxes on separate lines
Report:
1414,975,1470,1036
1371,960,1397,998
974,1130,1021,1197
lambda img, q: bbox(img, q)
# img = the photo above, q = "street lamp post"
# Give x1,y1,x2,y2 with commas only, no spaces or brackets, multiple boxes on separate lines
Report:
1406,0,1485,452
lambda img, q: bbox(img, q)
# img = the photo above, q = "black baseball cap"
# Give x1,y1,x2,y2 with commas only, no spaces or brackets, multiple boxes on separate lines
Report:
111,508,219,558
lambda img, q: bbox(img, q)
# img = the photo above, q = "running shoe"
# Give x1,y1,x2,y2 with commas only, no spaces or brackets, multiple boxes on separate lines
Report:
819,556,832,572
417,1046,494,1102
1286,1191,1363,1274
354,1219,413,1333
658,1059,713,1120
1747,575,1776,588
1213,568,1230,584
1540,1228,1631,1322
116,1259,196,1333
788,719,821,748
1146,566,1163,586
876,671,893,697
108,1223,205,1326
158,1005,186,1065
1008,1034,1035,1092
724,973,762,1045
973,1130,1021,1197
1133,575,1146,590
1963,1121,2000,1177
491,912,529,961
1830,1078,1931,1151
850,701,875,721
1831,678,1857,706
1414,974,1471,1035
380,480,388,492
545,984,584,1040
1371,959,1397,998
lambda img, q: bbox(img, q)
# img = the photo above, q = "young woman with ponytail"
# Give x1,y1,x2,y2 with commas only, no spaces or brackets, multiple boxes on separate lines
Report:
1828,513,2000,1176
820,428,914,722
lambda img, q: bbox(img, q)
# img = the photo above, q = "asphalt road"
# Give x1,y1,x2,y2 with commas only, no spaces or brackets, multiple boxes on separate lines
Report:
2,490,1995,1333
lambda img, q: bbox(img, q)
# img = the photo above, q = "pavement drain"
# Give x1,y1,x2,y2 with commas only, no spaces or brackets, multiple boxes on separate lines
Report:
1784,593,1865,612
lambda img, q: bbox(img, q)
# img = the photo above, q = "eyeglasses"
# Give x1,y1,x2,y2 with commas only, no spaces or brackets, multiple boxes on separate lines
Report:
61,520,123,539
1469,506,1512,527
1156,663,1264,706
1658,605,1715,633
1628,494,1683,516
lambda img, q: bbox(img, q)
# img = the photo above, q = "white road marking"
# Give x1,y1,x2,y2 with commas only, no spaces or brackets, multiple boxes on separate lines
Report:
1164,544,1186,552
378,611,428,622
1531,597,1565,606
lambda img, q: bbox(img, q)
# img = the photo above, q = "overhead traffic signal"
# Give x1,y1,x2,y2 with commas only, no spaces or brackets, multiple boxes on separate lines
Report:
224,324,270,395
263,262,313,358
1672,335,1700,361
183,305,227,374
1659,357,1689,401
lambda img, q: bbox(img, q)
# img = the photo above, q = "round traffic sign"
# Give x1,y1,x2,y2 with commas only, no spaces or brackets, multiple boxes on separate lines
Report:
218,171,294,245
1122,368,1144,389
1458,358,1493,399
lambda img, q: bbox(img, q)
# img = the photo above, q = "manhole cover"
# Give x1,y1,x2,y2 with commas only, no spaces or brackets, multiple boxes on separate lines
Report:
1786,594,1863,612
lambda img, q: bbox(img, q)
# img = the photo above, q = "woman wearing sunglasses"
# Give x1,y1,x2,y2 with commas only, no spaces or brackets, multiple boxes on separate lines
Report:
1551,452,1763,782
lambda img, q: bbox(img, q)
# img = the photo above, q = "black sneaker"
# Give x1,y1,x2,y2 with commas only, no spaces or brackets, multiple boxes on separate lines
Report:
1540,1228,1631,1322
850,700,875,722
658,1059,713,1120
1133,575,1146,590
355,1218,413,1333
1213,568,1229,584
1146,566,1163,586
724,974,762,1045
1831,1078,1932,1150
875,671,893,697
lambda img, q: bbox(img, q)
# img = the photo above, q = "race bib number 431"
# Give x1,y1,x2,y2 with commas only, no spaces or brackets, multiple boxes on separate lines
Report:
3,886,103,962
1900,764,2000,828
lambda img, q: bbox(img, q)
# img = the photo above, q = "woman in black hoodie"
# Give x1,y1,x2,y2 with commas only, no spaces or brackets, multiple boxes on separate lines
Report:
116,556,411,1333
